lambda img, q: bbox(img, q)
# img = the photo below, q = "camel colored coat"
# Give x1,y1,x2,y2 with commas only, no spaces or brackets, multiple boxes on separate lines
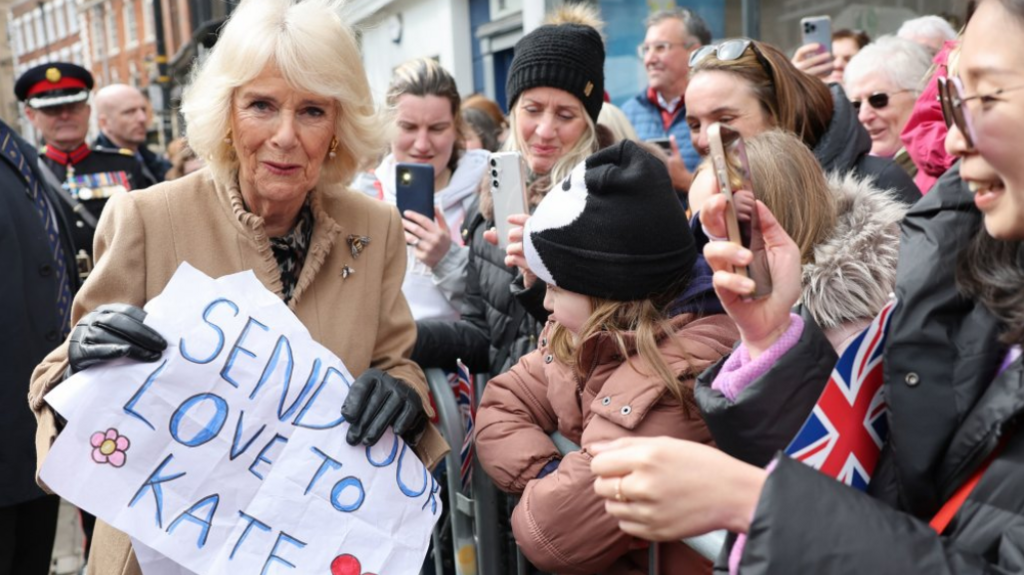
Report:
28,169,448,575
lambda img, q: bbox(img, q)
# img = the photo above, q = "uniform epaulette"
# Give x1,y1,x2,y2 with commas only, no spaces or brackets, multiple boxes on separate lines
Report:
94,145,136,157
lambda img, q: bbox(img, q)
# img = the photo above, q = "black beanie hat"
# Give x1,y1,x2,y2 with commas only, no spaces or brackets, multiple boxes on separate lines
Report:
505,22,605,123
523,140,697,301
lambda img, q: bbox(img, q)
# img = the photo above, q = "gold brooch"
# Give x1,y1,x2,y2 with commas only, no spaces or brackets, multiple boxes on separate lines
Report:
347,234,371,259
341,265,355,280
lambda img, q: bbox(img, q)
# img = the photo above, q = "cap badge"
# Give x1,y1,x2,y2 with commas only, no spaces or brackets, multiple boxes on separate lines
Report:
46,67,62,83
584,81,594,97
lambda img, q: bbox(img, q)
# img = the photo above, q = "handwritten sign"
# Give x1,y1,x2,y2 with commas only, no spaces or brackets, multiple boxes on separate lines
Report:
43,263,440,574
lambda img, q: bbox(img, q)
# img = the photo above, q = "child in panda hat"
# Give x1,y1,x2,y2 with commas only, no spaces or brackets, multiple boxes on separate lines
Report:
475,140,739,574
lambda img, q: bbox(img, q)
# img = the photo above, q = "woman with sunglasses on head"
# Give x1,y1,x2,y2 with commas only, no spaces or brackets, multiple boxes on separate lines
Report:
589,0,1024,572
684,38,922,204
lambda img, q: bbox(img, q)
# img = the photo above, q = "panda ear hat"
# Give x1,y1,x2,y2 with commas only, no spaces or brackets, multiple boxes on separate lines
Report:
523,140,697,302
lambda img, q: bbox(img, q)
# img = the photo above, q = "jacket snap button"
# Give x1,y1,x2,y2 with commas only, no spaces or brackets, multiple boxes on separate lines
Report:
620,405,631,415
601,396,611,406
544,354,553,364
905,372,920,387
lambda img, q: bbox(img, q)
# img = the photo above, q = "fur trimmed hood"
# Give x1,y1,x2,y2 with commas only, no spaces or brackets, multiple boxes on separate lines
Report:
801,172,906,330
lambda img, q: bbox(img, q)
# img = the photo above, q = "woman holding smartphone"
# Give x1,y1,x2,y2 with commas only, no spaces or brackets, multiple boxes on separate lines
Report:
375,58,489,321
590,0,1024,571
413,4,602,378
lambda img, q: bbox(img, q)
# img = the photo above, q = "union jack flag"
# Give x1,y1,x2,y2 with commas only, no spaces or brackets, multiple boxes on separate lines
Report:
785,301,897,491
447,359,476,491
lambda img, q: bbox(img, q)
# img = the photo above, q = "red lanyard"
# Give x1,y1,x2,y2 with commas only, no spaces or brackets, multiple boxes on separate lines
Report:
930,440,1006,533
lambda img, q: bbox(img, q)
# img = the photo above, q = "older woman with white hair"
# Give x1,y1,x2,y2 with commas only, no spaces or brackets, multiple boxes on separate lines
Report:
844,35,933,168
897,14,958,54
27,1,447,572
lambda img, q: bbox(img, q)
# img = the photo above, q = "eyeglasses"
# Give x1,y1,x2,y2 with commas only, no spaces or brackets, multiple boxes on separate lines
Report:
850,90,912,112
637,41,692,58
688,39,775,84
938,76,1024,149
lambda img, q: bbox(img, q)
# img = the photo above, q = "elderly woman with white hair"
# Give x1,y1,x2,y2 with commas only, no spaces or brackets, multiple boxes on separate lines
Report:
843,35,933,171
897,14,958,54
27,1,448,572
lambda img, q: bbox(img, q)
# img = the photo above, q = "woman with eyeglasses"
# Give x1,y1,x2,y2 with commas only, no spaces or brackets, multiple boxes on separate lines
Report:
843,36,933,172
589,0,1024,572
684,38,922,205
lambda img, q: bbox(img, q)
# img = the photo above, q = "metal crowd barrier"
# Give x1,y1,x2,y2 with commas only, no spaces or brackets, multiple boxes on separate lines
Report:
423,366,725,575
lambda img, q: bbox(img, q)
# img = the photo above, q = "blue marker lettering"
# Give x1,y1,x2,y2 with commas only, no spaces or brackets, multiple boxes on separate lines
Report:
167,493,220,549
423,472,441,515
305,447,341,495
277,356,320,422
261,532,306,575
248,434,288,480
292,366,348,429
330,477,365,513
129,454,186,528
396,443,427,498
230,511,272,560
365,435,399,468
180,298,239,364
249,336,292,403
230,410,266,461
123,359,167,431
169,393,229,447
220,316,269,389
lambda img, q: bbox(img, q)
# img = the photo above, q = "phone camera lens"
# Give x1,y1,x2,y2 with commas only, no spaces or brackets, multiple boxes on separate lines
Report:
491,179,499,188
491,169,499,178
400,171,412,185
489,158,497,167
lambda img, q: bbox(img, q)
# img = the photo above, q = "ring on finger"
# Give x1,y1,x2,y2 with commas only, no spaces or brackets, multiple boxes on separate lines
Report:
411,239,420,247
614,477,627,503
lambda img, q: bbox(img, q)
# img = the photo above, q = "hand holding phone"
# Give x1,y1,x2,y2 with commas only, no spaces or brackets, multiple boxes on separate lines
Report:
395,163,435,221
707,123,771,299
489,152,529,250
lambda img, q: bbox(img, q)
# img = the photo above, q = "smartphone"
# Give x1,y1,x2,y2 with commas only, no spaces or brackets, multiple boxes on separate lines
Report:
800,15,832,57
707,123,771,299
649,137,672,153
395,163,435,220
488,151,529,249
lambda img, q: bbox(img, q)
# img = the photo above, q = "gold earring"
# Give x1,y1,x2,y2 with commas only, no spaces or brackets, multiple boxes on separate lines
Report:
328,137,338,159
224,129,233,145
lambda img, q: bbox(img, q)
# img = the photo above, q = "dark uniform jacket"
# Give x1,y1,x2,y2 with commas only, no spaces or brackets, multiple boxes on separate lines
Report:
95,132,170,187
38,142,147,262
0,126,80,507
695,166,1024,573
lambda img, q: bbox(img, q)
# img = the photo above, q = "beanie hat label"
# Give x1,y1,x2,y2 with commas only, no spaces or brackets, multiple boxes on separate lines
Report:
523,140,698,301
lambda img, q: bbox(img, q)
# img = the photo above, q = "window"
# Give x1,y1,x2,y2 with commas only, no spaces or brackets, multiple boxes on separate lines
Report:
489,0,522,20
44,4,55,44
72,43,83,65
125,0,137,46
24,18,34,52
12,24,23,56
34,12,44,49
68,0,79,33
142,0,154,40
55,0,67,39
91,7,103,59
106,3,118,53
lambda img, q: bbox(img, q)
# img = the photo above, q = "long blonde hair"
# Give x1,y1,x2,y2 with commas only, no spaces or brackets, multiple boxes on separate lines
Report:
547,280,693,403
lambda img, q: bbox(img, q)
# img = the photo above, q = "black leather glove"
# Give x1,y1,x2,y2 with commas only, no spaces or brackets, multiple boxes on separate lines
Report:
68,303,167,374
342,368,427,447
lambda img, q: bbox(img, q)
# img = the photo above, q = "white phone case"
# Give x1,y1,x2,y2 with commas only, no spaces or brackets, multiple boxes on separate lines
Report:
488,151,529,249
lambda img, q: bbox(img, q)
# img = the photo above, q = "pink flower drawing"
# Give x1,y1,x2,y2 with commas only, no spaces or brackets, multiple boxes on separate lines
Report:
90,428,130,468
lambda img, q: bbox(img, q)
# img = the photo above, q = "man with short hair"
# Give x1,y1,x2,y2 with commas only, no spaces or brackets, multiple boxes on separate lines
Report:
622,8,710,193
17,63,147,273
94,83,171,187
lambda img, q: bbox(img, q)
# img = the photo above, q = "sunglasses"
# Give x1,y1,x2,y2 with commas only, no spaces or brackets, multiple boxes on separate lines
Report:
688,39,775,84
850,90,911,112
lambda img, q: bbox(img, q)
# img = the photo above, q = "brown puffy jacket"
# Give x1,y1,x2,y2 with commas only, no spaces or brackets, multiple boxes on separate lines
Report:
476,313,738,575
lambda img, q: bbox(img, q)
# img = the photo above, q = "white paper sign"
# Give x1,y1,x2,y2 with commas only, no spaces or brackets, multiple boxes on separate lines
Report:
43,263,440,575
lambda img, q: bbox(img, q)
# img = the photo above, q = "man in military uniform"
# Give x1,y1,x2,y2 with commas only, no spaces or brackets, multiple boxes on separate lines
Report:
16,62,147,277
